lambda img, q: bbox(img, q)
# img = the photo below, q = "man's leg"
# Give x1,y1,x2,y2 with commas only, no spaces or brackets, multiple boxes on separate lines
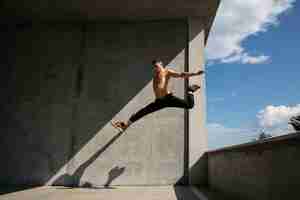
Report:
164,84,200,109
129,84,200,122
129,100,166,123
112,99,166,131
112,84,200,131
166,92,195,109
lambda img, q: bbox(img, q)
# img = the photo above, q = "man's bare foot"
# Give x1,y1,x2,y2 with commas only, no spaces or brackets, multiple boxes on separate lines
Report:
188,84,201,93
111,121,129,132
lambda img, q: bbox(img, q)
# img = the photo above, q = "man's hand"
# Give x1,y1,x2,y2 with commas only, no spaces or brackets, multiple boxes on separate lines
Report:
196,70,205,75
182,70,205,78
168,69,205,79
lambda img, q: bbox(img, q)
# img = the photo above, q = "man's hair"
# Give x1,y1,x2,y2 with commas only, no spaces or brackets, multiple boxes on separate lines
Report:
152,59,161,65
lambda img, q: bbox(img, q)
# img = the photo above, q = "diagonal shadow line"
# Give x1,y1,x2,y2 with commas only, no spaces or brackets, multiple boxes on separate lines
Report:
53,130,125,186
0,21,191,187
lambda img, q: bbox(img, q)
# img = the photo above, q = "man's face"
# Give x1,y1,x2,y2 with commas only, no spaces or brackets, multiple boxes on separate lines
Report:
153,61,163,70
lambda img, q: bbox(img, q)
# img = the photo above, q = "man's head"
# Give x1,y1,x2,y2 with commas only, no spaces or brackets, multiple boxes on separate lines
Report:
152,59,164,69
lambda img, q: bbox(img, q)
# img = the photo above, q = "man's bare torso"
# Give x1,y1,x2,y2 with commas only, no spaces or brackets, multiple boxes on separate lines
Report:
153,68,171,99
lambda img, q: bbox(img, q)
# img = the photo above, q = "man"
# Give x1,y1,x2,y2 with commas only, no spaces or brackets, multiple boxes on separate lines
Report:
111,59,204,132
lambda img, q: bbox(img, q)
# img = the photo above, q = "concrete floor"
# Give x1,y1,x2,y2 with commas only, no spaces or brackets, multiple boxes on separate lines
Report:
0,186,208,200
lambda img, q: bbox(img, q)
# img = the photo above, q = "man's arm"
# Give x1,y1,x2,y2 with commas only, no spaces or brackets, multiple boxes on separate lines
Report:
168,69,204,79
167,69,185,78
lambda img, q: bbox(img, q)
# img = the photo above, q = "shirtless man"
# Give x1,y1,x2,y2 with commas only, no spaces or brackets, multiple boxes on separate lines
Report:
111,59,204,132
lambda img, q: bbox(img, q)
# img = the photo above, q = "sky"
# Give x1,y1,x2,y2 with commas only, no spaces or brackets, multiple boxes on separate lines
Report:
205,0,300,149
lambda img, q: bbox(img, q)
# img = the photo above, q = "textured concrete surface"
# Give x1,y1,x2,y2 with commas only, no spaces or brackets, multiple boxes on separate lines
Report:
0,0,220,187
0,24,82,185
62,21,187,186
0,0,221,188
207,133,300,200
0,186,203,200
188,17,208,185
0,21,192,186
0,0,220,40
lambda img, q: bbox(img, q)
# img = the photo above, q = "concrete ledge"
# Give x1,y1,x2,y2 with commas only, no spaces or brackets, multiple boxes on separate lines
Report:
0,186,202,200
206,132,300,200
0,0,220,40
207,132,300,154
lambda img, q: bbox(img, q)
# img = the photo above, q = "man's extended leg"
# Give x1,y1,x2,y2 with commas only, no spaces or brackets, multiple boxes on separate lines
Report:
128,100,166,123
165,92,195,109
111,84,200,131
164,84,200,109
112,99,166,131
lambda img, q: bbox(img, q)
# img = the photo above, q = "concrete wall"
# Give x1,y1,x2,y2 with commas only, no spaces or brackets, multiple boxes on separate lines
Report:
0,24,81,185
188,17,208,185
0,0,220,27
207,133,300,200
63,21,187,186
0,20,205,186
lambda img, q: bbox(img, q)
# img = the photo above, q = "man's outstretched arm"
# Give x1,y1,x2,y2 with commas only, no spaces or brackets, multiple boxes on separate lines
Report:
168,69,205,79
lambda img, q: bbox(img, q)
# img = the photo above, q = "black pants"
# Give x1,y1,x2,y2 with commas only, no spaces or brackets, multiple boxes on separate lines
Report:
129,93,194,123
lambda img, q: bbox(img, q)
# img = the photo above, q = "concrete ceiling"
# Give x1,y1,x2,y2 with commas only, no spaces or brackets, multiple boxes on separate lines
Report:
1,0,220,38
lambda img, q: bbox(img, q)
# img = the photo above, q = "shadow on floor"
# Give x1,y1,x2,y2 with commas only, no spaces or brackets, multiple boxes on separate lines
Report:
176,186,232,200
53,132,126,187
0,185,37,195
174,186,202,200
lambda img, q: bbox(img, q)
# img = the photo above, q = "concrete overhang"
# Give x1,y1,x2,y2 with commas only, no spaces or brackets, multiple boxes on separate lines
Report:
1,0,220,43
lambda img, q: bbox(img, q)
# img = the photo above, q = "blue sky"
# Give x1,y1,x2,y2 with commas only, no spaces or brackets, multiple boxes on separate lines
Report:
205,0,300,149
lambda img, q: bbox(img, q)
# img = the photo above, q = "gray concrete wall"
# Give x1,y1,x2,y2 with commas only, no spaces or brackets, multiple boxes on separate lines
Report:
188,17,208,186
0,24,82,185
0,0,220,30
207,133,300,200
0,20,196,186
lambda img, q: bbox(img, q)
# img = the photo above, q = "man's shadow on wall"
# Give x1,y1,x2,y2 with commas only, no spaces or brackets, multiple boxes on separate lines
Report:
53,131,125,188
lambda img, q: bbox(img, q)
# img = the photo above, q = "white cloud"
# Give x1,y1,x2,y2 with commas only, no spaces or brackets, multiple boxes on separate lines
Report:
257,104,300,134
206,0,295,64
208,123,245,134
222,53,270,64
208,104,300,149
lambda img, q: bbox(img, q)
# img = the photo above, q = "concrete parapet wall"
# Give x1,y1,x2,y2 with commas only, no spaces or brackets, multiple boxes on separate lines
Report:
207,133,300,200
